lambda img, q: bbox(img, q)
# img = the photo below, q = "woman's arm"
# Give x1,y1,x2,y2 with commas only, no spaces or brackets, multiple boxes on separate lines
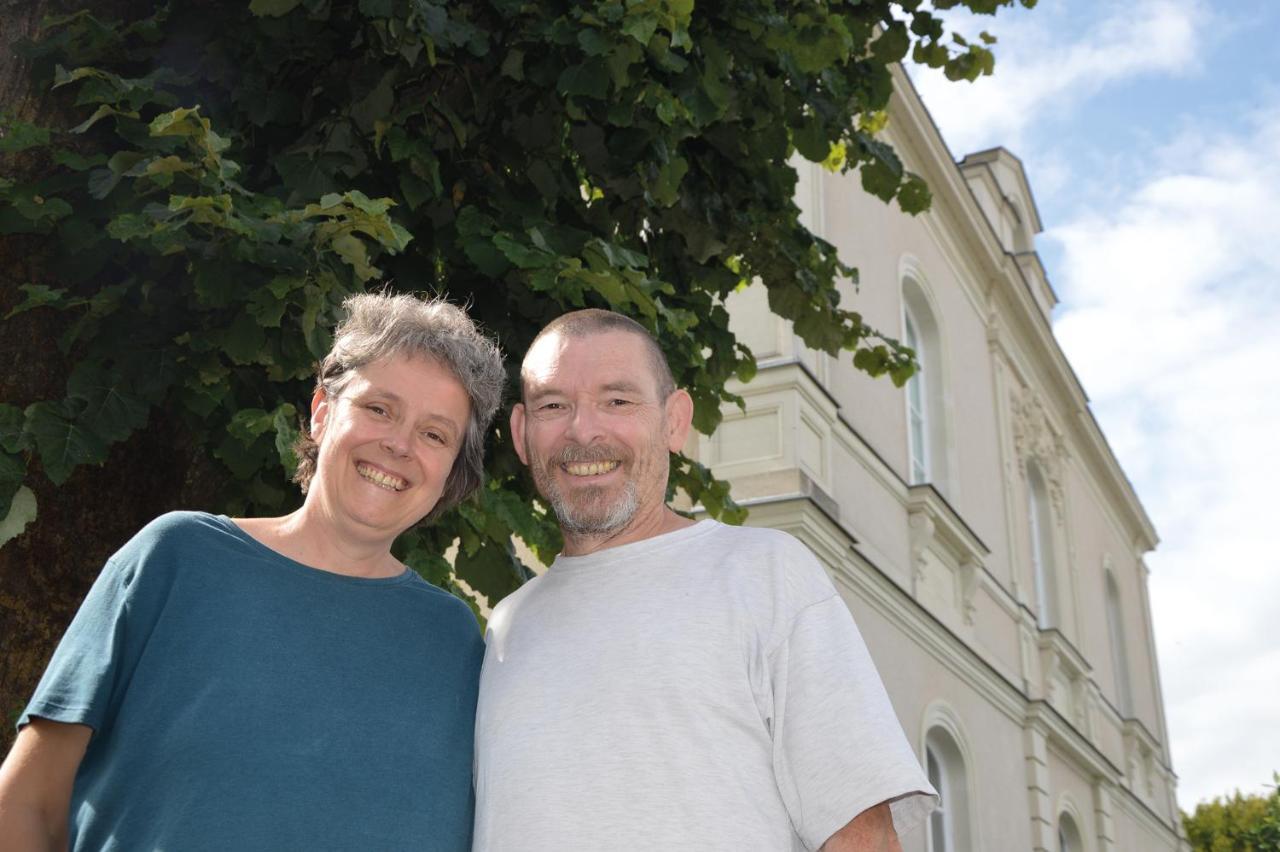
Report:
0,718,92,852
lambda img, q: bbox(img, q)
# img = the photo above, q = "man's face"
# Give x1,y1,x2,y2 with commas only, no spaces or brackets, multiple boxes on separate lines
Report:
512,330,689,539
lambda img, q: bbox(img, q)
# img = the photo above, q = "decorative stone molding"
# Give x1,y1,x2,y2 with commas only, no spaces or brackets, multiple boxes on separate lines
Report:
1093,780,1118,852
907,484,990,625
1123,719,1162,801
1038,628,1092,732
1011,384,1068,514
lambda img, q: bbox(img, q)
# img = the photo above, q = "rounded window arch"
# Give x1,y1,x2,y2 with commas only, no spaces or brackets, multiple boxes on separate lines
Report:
900,262,950,494
1026,459,1058,628
920,703,975,852
1057,810,1085,852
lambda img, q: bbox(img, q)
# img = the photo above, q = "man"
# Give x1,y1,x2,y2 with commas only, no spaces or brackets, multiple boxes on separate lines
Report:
474,309,936,851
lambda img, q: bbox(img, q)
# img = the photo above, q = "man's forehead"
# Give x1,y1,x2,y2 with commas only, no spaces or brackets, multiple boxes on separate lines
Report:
522,329,656,390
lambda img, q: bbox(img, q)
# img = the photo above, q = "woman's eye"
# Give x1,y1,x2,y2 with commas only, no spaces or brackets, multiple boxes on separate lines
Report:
422,431,447,445
367,404,389,417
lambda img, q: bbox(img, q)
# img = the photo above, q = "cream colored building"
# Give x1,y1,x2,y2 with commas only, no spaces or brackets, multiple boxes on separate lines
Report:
698,67,1186,852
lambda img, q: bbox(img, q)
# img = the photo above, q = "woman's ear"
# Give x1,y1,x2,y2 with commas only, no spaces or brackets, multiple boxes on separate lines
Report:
309,387,331,443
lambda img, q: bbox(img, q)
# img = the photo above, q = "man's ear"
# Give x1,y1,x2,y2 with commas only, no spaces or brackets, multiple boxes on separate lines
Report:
664,389,694,453
309,387,331,443
510,403,530,465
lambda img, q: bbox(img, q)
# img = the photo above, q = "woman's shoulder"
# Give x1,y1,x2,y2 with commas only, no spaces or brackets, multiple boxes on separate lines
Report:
110,510,226,561
136,509,225,537
398,573,484,634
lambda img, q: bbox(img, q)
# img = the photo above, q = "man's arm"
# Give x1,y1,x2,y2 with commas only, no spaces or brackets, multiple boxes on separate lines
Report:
0,718,92,852
820,801,902,852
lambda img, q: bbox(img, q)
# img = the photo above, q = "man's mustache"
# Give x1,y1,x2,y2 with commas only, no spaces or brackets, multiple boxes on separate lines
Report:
551,444,631,465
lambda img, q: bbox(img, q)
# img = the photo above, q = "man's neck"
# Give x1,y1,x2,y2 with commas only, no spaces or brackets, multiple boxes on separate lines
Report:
560,506,697,558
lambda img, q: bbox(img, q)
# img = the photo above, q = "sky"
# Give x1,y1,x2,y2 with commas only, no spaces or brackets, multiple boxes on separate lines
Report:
912,0,1280,810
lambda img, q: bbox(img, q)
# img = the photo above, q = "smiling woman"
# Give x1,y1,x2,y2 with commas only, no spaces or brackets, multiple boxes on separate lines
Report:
0,292,505,852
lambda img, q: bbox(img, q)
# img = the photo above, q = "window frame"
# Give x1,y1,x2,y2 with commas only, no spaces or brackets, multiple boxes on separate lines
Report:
1027,459,1057,629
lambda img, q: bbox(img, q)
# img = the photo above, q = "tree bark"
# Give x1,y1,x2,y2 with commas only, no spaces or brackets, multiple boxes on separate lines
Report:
0,0,225,752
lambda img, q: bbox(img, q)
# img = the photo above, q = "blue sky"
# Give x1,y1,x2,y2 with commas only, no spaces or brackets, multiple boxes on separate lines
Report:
912,0,1280,810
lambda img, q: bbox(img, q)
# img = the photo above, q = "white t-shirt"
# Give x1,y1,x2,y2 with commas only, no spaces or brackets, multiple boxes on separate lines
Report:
474,520,935,851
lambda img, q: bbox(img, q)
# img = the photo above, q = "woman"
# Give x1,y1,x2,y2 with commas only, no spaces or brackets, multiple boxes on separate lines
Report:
0,292,505,851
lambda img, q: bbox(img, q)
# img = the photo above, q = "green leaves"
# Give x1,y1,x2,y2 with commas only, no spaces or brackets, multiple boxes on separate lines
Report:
248,0,302,17
0,113,52,153
24,400,108,486
7,0,1024,608
66,362,150,444
558,60,610,100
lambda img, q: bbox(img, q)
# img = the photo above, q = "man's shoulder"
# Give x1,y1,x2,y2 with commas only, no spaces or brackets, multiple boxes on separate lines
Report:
697,522,826,570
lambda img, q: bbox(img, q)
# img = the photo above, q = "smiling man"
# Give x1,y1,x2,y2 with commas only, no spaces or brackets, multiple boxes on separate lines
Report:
473,310,936,852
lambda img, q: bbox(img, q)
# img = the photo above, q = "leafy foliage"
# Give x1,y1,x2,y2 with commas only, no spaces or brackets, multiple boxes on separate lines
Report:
1183,775,1280,852
1,0,1030,606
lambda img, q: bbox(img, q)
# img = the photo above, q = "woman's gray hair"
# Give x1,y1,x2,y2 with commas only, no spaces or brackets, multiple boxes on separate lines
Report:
293,292,505,523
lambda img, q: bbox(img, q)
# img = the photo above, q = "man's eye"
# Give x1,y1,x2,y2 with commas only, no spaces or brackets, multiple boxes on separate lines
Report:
540,402,565,411
608,398,632,407
367,404,389,417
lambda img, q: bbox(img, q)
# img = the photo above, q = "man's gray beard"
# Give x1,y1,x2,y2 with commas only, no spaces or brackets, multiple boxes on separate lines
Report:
545,479,639,536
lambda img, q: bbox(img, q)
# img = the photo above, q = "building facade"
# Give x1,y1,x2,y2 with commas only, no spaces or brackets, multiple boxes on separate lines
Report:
695,67,1186,851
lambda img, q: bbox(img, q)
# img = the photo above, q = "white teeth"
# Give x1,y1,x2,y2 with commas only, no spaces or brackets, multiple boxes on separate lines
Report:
564,461,619,477
357,464,407,491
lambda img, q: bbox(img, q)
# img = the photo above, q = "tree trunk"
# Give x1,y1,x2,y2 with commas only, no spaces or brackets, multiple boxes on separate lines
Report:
0,0,225,751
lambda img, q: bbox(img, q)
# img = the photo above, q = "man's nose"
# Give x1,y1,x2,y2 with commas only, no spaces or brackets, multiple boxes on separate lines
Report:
562,404,605,444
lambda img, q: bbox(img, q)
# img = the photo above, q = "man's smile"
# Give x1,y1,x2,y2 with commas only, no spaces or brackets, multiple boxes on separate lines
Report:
562,461,620,477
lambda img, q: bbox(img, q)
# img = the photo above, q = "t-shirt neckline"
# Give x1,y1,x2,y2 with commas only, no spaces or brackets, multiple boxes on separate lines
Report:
550,519,721,574
214,514,417,587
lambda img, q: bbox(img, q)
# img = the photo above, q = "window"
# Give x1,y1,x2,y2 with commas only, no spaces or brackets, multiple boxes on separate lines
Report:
902,273,947,491
925,727,970,852
1027,460,1057,628
927,744,950,852
1106,570,1134,716
1058,812,1083,852
905,307,930,484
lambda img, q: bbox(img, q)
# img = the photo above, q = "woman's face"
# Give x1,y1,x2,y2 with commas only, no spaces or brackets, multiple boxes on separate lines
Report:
307,354,471,545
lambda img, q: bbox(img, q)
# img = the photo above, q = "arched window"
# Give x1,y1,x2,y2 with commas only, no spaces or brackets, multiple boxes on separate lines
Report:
1058,812,1084,852
904,306,930,485
1105,569,1134,716
902,273,947,491
1027,460,1057,629
925,727,970,852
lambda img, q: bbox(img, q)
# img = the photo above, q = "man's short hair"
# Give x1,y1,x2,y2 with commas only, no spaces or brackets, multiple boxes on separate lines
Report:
521,309,676,402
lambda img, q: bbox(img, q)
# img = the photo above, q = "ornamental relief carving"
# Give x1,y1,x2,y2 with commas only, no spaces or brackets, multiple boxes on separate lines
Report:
1011,384,1068,516
907,512,933,582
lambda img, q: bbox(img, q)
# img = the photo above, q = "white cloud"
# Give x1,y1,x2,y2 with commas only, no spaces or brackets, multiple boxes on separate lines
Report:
1049,103,1280,807
913,0,1207,154
912,0,1279,809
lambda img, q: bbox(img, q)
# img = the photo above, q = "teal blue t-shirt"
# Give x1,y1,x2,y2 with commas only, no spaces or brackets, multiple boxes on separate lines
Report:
20,511,483,851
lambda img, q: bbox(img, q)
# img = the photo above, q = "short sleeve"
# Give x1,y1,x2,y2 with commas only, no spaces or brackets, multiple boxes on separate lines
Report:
770,594,937,850
19,557,137,734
